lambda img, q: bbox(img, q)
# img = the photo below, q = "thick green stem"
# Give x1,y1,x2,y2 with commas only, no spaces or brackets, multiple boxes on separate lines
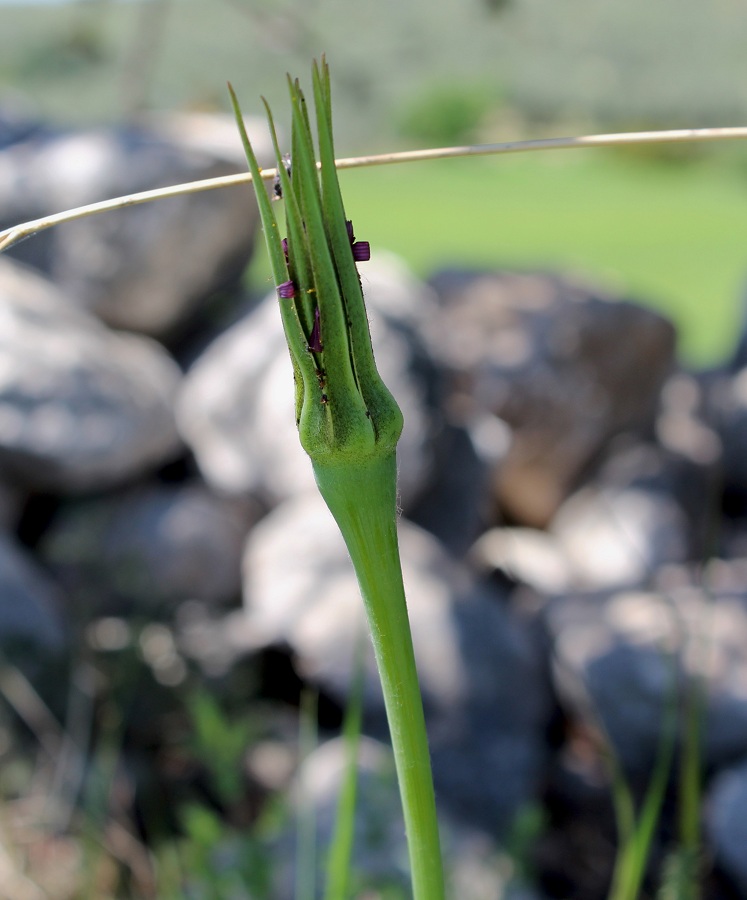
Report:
312,453,446,900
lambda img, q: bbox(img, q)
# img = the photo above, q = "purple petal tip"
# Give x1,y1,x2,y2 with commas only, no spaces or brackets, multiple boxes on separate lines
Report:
277,280,296,299
352,241,370,262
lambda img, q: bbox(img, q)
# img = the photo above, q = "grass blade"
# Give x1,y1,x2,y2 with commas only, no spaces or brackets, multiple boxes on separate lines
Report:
608,658,678,900
324,644,365,900
296,690,319,900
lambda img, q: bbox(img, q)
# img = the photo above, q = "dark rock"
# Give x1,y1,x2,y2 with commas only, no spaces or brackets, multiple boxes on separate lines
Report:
177,256,439,511
547,582,747,774
39,482,253,616
425,269,677,526
703,365,747,508
0,257,182,492
409,419,503,557
705,757,747,895
0,477,25,533
0,531,65,654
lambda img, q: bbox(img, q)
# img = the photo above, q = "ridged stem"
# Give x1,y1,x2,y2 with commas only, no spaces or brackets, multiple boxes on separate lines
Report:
312,453,445,900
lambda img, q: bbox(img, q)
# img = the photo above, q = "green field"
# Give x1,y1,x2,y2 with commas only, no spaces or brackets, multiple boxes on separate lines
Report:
335,151,747,365
3,1,747,364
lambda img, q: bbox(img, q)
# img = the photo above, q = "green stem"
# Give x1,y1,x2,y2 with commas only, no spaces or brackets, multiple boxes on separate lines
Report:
312,453,446,900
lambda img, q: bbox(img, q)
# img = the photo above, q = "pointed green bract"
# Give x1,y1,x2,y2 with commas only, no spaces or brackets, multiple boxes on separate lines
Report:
312,59,403,451
229,66,401,466
228,83,309,423
324,645,364,900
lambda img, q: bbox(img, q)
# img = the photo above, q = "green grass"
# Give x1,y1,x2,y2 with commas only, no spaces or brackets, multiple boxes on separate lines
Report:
339,151,747,365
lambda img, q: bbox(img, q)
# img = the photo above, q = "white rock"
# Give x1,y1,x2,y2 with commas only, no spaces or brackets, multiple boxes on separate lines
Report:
0,258,182,491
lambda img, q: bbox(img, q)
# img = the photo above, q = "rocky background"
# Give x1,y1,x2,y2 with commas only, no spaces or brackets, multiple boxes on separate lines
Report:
2,108,747,899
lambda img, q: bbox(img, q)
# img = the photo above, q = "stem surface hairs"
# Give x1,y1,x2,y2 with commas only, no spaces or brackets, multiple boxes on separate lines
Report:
229,58,446,900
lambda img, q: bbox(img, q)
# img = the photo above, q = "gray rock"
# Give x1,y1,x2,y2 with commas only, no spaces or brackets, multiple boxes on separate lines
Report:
425,270,676,526
471,525,574,595
237,492,550,835
39,482,252,614
177,255,437,511
549,483,688,591
472,440,694,596
0,531,65,653
0,114,273,337
0,103,46,151
548,583,747,774
0,258,182,492
409,420,499,558
705,365,747,503
473,475,689,596
655,371,721,471
705,757,747,894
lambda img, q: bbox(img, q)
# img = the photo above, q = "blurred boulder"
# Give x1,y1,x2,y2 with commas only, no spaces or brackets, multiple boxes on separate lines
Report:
550,484,687,591
706,757,747,895
655,370,721,471
0,531,65,654
408,419,498,557
471,525,574,595
0,113,272,338
425,270,677,526
703,365,747,507
0,476,25,533
39,482,253,616
474,441,694,596
548,441,693,590
0,257,182,492
177,255,438,511
547,582,747,774
0,101,47,150
236,491,550,834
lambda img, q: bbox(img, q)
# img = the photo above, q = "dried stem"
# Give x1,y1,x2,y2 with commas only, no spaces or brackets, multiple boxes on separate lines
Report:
1,124,747,254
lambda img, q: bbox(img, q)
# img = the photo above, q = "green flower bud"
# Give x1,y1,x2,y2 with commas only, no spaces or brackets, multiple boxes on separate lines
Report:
229,60,403,470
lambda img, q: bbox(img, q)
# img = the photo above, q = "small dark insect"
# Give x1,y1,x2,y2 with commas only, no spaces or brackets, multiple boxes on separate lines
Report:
320,393,328,404
272,153,292,200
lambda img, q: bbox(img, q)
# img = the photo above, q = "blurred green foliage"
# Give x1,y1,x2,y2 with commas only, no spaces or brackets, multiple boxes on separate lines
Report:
188,688,255,806
1,0,746,144
396,81,501,146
